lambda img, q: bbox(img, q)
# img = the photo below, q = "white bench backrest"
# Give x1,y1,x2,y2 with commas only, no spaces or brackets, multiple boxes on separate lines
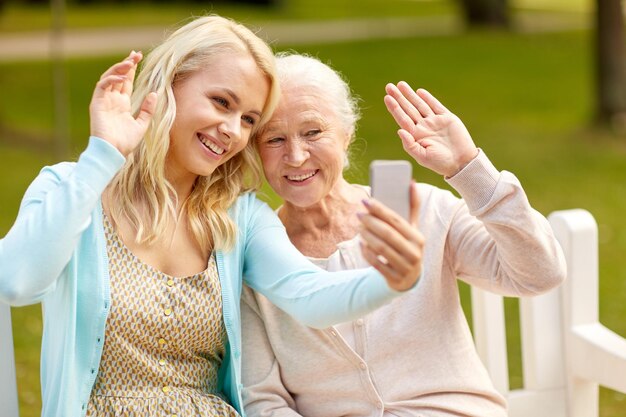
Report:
472,209,626,417
0,302,19,417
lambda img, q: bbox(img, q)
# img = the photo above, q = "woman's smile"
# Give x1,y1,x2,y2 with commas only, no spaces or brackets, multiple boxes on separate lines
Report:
285,170,319,184
197,132,226,156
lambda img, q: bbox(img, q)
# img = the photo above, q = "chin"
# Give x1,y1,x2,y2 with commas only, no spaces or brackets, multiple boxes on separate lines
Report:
196,167,218,178
288,194,322,209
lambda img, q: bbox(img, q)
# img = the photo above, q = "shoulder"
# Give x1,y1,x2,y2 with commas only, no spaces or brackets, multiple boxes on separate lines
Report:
229,192,282,229
229,192,265,219
352,183,371,196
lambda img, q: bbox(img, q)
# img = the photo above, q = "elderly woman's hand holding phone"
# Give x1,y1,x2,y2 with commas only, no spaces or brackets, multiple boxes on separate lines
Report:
359,175,424,292
361,160,424,291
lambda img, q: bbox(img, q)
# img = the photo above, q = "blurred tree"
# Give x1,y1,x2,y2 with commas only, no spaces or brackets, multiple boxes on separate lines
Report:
201,0,280,5
457,0,510,28
228,0,278,4
596,0,626,130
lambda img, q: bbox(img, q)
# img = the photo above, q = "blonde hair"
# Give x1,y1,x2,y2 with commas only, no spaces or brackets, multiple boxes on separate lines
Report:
107,15,280,253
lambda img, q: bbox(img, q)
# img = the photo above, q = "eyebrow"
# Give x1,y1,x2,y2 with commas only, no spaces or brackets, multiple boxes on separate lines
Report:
220,88,263,117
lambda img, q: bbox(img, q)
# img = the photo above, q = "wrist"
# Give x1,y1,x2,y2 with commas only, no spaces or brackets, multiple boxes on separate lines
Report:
446,147,479,178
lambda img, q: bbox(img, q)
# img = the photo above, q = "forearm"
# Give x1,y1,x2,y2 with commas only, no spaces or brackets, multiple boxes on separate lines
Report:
250,267,400,329
242,198,403,328
446,150,566,296
0,137,124,305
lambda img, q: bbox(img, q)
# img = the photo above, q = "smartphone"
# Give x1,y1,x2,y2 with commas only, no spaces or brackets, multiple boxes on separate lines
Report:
369,160,412,221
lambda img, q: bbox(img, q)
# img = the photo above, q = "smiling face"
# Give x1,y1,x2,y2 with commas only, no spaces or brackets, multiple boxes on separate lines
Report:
257,84,351,208
166,52,270,186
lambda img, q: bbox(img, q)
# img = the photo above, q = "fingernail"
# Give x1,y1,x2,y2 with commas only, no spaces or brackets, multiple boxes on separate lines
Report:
362,199,371,208
357,212,364,219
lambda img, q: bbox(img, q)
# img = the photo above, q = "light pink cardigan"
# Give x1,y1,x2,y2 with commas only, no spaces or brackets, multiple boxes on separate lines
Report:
241,151,566,417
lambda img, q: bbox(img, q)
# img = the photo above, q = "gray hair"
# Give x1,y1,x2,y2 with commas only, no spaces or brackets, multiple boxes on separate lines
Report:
274,52,361,143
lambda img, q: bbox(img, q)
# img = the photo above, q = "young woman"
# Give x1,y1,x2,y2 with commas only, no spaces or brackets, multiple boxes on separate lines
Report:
0,17,414,417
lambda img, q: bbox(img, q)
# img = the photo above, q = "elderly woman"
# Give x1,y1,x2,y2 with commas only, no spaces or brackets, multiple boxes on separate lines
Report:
240,52,566,417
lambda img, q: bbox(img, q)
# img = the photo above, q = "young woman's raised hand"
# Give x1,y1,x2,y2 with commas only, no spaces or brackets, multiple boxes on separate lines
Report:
384,82,478,178
89,51,157,156
359,183,424,292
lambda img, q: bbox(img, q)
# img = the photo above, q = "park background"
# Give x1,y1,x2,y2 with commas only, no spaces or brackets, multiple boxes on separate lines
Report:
0,0,624,415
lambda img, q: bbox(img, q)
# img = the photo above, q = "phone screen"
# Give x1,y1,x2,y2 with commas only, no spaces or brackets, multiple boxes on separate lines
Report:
369,160,412,220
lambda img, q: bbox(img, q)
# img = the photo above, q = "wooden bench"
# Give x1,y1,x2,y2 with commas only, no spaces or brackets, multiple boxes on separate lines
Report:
1,209,625,416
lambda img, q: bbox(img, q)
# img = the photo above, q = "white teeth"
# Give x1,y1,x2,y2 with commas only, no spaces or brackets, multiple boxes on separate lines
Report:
287,171,316,182
207,141,225,155
198,134,225,155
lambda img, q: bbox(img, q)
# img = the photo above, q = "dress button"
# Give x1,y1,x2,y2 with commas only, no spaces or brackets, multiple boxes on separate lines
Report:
359,362,367,370
162,385,171,394
158,338,167,346
159,358,167,366
356,319,364,326
164,308,173,316
166,279,174,287
330,330,337,337
376,401,383,409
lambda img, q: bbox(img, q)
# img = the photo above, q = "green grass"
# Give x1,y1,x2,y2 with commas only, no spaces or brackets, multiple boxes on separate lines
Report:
0,0,456,33
1,13,625,417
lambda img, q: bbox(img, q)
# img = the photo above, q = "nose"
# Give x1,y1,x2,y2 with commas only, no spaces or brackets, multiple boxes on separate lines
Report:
218,114,241,142
284,139,309,166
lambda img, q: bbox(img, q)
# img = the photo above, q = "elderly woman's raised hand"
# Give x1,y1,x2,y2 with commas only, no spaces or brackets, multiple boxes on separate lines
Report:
384,82,478,178
359,183,424,292
89,51,157,156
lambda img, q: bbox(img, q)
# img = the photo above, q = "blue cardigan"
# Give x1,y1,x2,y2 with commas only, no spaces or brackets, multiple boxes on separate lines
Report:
0,137,401,417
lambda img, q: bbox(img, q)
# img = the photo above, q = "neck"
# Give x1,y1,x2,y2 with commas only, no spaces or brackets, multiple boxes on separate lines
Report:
165,168,198,210
279,179,367,238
